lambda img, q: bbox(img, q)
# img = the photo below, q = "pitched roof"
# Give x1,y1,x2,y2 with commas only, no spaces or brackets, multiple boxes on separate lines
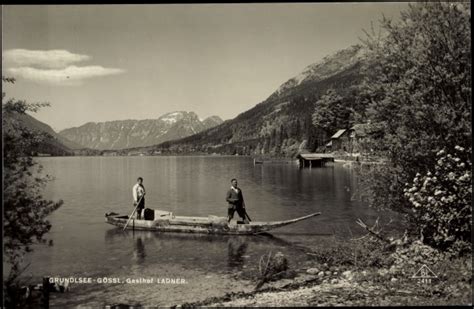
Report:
331,129,347,139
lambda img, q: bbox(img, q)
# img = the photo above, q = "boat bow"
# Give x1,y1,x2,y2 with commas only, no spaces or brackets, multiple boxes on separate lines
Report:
252,212,321,233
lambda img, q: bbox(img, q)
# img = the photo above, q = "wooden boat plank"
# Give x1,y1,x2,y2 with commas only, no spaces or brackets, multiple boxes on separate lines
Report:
105,210,321,235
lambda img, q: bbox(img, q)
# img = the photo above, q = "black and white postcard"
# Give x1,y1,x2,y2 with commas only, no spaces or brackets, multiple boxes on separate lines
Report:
2,2,472,308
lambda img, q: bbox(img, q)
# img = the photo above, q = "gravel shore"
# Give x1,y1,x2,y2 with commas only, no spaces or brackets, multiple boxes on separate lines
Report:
177,265,472,307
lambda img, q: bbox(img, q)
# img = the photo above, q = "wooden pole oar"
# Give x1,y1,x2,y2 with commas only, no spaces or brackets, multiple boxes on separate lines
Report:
244,209,252,222
123,195,144,231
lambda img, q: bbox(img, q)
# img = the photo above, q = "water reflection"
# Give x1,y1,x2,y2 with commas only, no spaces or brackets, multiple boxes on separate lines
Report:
227,237,248,270
132,236,146,264
103,228,314,274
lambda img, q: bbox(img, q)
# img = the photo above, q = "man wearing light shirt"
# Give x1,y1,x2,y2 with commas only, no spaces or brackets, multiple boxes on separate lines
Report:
225,178,247,223
132,177,146,219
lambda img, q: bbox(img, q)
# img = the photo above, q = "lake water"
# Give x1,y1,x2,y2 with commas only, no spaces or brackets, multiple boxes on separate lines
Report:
20,156,400,307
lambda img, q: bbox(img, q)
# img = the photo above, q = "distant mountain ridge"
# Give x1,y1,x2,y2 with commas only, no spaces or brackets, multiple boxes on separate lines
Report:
272,45,366,99
3,111,86,156
5,44,365,157
20,114,85,150
126,44,367,156
59,111,223,150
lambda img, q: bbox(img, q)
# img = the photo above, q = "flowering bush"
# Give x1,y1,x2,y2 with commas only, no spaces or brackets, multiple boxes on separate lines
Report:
403,146,472,250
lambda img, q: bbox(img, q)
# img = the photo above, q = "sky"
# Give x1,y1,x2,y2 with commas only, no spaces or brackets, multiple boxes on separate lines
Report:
2,3,408,131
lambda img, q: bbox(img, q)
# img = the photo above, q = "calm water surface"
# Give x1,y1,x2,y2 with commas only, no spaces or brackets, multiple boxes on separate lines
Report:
21,156,399,306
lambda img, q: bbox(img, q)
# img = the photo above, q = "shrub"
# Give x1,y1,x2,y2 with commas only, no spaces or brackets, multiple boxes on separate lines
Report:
389,240,445,276
403,146,472,250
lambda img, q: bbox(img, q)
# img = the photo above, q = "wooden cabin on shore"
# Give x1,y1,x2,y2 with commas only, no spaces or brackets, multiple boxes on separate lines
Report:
326,129,351,152
326,123,379,154
296,153,334,168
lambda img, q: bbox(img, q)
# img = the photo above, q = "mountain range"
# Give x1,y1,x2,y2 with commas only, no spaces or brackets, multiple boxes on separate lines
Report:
120,44,367,157
7,44,366,157
3,111,80,156
58,112,223,150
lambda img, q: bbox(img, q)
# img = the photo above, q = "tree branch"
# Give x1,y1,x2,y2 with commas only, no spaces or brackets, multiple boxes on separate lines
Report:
355,218,390,243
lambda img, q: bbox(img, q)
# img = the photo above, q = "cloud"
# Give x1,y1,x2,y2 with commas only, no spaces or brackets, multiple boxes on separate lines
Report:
7,65,125,86
3,49,91,69
3,49,125,85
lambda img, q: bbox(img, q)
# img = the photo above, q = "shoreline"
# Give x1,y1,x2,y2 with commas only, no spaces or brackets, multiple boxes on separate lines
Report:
174,251,472,307
13,222,472,307
33,154,376,169
178,268,471,307
172,233,472,307
34,153,382,164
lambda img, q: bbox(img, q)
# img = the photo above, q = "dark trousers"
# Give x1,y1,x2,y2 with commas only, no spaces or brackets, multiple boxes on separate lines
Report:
228,205,245,222
136,197,145,219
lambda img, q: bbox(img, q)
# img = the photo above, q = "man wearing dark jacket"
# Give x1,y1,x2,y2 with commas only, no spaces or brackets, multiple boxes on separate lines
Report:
226,178,247,223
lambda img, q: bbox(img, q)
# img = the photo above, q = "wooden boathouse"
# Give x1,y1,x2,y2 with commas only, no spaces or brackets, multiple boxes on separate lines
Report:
296,153,335,168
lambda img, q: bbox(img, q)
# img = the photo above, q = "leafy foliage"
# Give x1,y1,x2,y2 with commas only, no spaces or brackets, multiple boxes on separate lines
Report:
311,82,372,138
352,2,471,250
403,146,472,249
359,2,471,168
2,77,63,294
312,89,352,134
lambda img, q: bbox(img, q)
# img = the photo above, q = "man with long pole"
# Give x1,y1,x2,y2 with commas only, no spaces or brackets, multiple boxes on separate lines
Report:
123,195,144,231
226,178,250,223
132,177,146,220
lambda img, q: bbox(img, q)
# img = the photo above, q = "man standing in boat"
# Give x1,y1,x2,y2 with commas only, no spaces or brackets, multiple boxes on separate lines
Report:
226,178,247,223
132,177,146,219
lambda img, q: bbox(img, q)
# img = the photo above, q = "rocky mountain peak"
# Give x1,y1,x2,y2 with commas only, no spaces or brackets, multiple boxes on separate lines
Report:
274,44,366,98
58,111,222,150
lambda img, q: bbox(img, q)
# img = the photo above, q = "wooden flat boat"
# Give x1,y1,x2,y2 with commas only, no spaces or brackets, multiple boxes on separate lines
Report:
105,210,321,235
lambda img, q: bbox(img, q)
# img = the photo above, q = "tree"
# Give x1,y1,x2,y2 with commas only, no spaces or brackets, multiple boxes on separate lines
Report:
311,86,364,144
2,77,63,306
355,3,471,248
312,89,350,134
294,119,301,140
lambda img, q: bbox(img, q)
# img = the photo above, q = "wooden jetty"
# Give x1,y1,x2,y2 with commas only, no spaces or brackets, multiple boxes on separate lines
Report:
296,153,335,168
